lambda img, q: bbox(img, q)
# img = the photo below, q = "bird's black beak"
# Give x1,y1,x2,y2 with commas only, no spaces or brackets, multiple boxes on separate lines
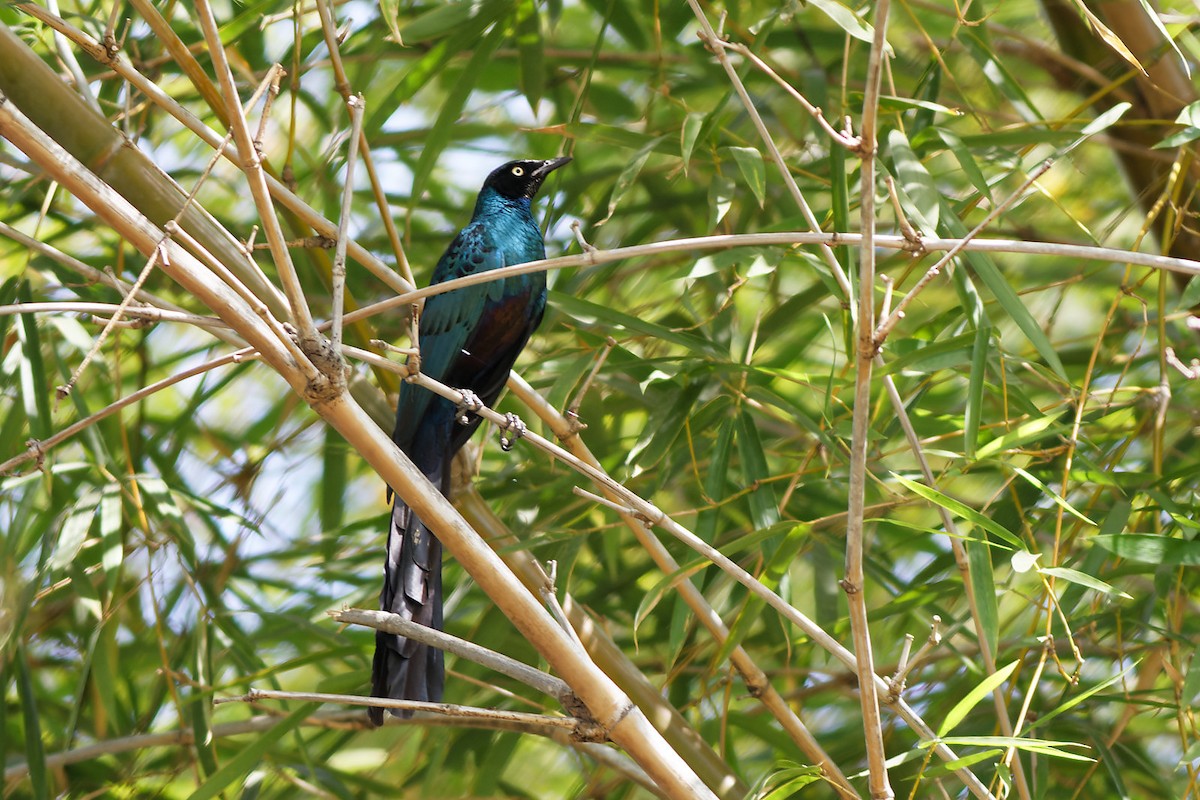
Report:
533,156,572,179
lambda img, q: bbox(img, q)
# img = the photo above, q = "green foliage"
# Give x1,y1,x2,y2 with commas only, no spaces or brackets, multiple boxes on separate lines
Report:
2,0,1200,798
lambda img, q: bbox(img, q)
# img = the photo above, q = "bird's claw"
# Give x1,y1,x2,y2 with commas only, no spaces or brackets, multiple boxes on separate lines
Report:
498,413,526,452
455,390,484,425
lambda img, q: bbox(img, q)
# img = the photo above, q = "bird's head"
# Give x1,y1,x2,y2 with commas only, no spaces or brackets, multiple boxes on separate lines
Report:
483,157,571,200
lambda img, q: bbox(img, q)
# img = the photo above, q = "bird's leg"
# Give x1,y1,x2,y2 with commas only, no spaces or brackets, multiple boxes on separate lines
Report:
455,390,484,425
498,413,527,452
404,302,422,379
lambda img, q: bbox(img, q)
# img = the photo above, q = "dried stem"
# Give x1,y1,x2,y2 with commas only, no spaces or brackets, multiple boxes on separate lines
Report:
330,609,571,702
330,93,365,352
713,39,861,150
216,687,586,730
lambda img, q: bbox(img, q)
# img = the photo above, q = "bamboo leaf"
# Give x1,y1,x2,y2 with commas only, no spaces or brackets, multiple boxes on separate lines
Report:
887,129,939,232
1092,534,1200,566
186,703,320,800
680,112,704,174
1041,566,1131,599
597,138,660,225
725,146,767,207
893,474,1024,549
938,661,1020,737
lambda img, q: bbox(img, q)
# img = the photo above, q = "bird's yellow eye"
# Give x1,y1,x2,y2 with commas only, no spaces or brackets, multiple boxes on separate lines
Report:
512,166,524,176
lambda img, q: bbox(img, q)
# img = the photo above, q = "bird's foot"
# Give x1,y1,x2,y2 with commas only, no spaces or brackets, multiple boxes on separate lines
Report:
455,390,484,425
498,413,526,452
403,352,422,382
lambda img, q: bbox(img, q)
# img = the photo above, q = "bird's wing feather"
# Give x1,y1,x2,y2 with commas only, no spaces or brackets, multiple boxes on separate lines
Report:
392,222,504,450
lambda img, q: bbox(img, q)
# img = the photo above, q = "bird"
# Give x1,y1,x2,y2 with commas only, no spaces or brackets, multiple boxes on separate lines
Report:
370,156,571,726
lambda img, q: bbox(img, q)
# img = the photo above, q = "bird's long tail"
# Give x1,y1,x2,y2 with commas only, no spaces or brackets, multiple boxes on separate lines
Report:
370,462,447,725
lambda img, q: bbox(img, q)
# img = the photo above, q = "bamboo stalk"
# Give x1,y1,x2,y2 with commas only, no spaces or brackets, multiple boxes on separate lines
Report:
844,2,894,796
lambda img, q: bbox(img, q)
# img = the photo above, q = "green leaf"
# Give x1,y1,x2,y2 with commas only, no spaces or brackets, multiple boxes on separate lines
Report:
967,538,999,655
50,489,99,571
805,0,876,45
99,482,123,589
939,661,1019,736
928,127,992,200
758,763,824,799
399,2,478,42
680,112,703,174
186,702,319,800
937,203,1069,381
708,174,736,230
1092,534,1200,565
976,413,1063,460
892,474,1024,549
1009,466,1095,526
580,0,647,49
964,322,990,458
15,281,50,441
736,410,779,531
15,645,47,800
696,419,734,543
932,736,1093,762
959,31,1043,122
725,146,767,207
1175,100,1200,128
549,292,720,356
1040,566,1131,599
1023,664,1135,733
887,129,939,232
1156,126,1200,150
597,138,659,224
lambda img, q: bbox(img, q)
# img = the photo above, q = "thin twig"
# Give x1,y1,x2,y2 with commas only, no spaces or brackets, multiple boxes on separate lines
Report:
334,231,1200,334
0,302,221,329
566,336,615,419
330,608,572,701
539,562,586,649
217,687,586,730
45,0,99,111
331,93,365,352
715,39,861,150
55,243,165,403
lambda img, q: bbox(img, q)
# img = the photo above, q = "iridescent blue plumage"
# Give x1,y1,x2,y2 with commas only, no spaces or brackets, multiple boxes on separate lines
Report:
370,157,569,725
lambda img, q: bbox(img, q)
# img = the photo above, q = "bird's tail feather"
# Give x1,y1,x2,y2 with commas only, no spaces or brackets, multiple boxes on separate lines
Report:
370,472,446,725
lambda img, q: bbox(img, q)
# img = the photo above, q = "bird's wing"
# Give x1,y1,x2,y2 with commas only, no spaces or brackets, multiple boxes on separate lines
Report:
391,222,505,451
